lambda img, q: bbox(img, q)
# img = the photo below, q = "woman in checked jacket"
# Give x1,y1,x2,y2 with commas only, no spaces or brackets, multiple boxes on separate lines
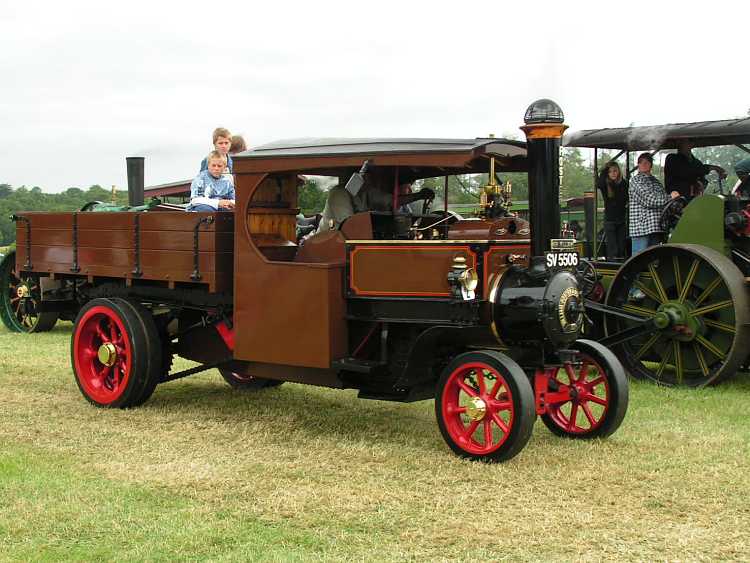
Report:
628,152,680,255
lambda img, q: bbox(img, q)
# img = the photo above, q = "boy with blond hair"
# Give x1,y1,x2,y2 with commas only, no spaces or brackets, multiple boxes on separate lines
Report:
200,127,234,175
188,150,235,211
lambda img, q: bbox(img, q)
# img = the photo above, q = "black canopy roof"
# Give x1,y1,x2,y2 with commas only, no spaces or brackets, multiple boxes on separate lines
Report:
564,118,750,151
237,137,527,159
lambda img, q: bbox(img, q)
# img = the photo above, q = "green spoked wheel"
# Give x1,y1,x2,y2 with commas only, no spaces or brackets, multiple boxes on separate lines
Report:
604,244,749,387
1,252,58,333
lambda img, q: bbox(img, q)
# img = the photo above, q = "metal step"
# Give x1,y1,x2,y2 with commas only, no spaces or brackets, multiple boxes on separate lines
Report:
331,357,387,374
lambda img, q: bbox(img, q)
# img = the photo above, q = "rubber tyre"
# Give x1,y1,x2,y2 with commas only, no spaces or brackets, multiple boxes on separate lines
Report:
541,339,629,439
219,368,284,390
435,350,535,462
111,298,163,407
71,298,159,408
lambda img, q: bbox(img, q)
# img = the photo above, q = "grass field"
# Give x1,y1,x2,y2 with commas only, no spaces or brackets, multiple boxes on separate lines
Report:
1,323,749,561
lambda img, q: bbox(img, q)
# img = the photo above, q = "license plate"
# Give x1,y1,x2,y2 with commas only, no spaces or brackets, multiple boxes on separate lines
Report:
545,251,579,269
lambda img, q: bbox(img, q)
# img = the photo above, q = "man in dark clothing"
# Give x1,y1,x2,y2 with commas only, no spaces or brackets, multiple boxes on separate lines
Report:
664,139,727,198
732,158,750,198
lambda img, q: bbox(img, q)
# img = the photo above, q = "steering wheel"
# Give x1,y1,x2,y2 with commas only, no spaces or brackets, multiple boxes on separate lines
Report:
658,196,686,232
574,258,599,298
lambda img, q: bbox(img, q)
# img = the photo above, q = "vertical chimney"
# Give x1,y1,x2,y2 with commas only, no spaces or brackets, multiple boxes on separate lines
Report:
520,99,567,256
126,157,145,207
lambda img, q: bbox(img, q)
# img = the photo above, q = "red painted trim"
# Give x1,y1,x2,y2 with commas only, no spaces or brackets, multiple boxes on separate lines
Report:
215,319,235,352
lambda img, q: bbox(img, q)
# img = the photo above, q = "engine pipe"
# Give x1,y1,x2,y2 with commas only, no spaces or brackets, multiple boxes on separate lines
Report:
126,156,145,207
521,99,568,257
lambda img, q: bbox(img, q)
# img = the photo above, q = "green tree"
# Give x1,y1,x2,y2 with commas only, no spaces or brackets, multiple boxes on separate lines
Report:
298,179,327,214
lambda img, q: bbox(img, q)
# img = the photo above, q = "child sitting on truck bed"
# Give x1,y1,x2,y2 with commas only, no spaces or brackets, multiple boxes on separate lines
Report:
187,151,235,211
199,127,234,175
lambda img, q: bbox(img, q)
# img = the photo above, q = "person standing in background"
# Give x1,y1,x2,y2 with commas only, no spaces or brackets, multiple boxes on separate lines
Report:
629,153,679,254
597,161,628,259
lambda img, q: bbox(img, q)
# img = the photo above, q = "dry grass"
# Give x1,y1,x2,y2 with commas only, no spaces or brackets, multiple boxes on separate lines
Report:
1,323,749,561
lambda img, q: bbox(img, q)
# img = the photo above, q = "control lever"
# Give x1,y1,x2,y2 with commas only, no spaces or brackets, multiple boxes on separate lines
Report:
345,159,371,197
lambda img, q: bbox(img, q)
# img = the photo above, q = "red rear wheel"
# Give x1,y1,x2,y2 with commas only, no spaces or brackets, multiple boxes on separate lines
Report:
71,298,159,408
541,339,628,439
435,350,535,462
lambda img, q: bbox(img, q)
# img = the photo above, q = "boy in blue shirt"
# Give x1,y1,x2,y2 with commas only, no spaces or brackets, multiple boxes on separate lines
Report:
188,151,235,211
199,127,234,175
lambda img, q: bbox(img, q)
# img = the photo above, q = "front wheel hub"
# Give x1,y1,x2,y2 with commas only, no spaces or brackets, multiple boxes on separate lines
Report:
97,342,118,367
465,396,487,421
16,284,30,299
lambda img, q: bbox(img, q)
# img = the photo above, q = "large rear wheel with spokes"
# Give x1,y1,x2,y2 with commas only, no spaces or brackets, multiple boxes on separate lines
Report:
435,350,535,462
604,244,749,386
1,252,58,332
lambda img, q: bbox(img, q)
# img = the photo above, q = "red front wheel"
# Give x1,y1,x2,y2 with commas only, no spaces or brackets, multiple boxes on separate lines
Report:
541,339,628,439
435,350,535,462
71,298,161,408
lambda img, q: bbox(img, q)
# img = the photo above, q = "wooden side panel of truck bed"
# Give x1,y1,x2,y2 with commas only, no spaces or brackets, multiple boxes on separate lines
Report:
15,211,234,293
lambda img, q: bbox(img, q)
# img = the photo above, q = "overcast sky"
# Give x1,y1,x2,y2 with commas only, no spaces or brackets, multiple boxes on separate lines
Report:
2,0,748,192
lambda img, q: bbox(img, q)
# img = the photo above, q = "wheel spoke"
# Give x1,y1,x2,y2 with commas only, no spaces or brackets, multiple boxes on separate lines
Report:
695,334,726,360
692,300,733,317
647,263,669,303
584,393,608,406
634,332,661,360
446,404,466,415
491,400,512,413
567,404,579,432
587,375,606,388
97,364,111,381
461,420,480,441
702,318,736,334
581,402,598,427
109,322,118,343
693,277,723,307
483,419,492,445
488,378,503,399
655,345,674,380
95,323,107,342
491,412,509,434
578,361,590,382
672,256,682,297
673,340,684,385
692,342,710,377
564,363,578,383
634,280,664,304
678,259,700,303
622,304,657,317
476,370,486,395
456,379,479,397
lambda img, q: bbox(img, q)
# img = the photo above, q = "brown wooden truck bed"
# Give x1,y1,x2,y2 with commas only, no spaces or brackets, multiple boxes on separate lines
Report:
14,210,234,293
